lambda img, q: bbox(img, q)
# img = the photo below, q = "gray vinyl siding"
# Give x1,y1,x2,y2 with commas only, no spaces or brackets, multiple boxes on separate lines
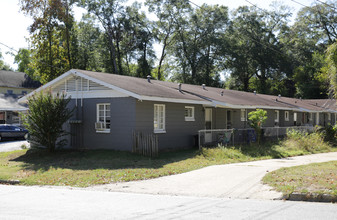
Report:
135,101,204,150
69,97,136,151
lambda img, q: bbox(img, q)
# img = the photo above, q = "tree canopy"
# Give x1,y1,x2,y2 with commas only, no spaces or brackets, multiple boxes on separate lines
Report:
16,0,337,99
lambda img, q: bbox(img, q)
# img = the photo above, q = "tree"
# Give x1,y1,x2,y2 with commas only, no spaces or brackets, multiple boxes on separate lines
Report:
19,0,78,83
227,5,291,94
146,0,190,80
76,14,103,71
282,1,337,98
248,109,267,145
0,51,11,71
170,4,229,86
23,92,73,152
83,0,126,75
325,42,337,98
14,48,35,77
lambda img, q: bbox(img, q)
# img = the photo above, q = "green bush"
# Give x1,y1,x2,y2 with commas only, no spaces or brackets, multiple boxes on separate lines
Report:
316,124,337,144
248,109,268,145
200,144,249,162
23,92,73,152
280,129,332,154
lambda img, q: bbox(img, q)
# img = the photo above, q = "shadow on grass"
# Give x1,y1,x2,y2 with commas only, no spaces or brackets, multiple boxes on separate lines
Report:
11,148,199,172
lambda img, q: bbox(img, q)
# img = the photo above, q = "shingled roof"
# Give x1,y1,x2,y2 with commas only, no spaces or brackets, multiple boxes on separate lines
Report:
20,69,337,113
0,70,41,89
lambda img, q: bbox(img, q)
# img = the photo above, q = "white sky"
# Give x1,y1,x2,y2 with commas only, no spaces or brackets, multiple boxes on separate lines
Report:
0,0,315,70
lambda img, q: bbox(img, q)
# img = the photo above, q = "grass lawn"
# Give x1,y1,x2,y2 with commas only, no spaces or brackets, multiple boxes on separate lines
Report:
0,133,335,187
262,161,337,196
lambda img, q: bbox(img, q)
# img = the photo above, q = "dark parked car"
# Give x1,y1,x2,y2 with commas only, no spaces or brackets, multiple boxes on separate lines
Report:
0,125,28,141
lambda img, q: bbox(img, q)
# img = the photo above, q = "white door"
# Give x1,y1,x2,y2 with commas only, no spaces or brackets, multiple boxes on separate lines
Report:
205,108,212,143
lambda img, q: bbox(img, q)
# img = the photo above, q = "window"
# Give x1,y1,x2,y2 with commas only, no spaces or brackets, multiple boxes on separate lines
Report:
7,90,13,95
316,112,320,125
285,111,289,121
185,106,195,121
308,113,313,121
96,103,110,133
154,104,165,133
328,113,331,121
275,110,279,122
241,109,246,121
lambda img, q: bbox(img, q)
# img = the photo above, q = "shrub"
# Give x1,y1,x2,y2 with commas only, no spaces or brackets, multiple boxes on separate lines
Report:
281,129,332,154
316,124,337,144
248,109,268,145
22,92,73,152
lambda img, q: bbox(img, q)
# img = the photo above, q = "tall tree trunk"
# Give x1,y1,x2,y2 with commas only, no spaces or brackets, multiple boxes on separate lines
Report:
157,32,169,80
107,31,118,74
64,1,72,69
48,23,54,82
115,33,123,75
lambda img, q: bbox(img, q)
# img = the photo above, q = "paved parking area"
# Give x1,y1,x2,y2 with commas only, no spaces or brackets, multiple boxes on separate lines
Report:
0,140,29,152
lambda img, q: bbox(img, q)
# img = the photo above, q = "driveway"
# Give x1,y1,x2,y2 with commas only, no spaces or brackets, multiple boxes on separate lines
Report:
0,140,29,152
89,152,337,200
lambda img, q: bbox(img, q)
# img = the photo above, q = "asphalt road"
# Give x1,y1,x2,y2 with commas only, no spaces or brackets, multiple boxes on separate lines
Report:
0,140,29,152
0,185,336,220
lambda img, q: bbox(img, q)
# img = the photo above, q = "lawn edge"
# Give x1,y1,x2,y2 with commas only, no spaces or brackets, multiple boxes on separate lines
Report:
282,192,337,203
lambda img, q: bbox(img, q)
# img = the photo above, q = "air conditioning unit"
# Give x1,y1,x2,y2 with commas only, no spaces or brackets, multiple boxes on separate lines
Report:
95,122,106,130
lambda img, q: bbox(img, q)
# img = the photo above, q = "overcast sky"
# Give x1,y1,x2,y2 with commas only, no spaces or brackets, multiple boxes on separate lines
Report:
0,0,315,70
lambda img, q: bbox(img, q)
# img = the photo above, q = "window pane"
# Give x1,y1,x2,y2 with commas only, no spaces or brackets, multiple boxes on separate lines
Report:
97,104,111,130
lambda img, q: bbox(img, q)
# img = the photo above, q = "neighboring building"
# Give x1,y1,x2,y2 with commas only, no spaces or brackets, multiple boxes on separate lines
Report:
19,69,337,151
0,70,41,125
0,70,41,98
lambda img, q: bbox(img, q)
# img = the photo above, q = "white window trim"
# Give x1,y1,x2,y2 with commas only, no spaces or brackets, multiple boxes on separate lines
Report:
185,106,195,121
241,109,246,121
154,104,166,133
275,110,279,122
96,103,110,133
285,111,289,121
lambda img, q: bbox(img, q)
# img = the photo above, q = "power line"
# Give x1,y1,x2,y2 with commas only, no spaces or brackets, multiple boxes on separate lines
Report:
187,0,201,9
290,0,308,8
0,41,62,71
243,0,269,13
315,0,337,11
0,42,18,53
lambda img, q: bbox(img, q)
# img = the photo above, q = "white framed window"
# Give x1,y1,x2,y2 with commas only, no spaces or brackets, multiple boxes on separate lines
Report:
154,104,165,133
241,109,246,121
285,111,289,121
328,113,331,121
275,110,279,122
95,103,110,133
185,106,195,121
308,113,313,121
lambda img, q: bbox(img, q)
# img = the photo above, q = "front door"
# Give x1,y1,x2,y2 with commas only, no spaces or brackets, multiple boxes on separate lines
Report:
205,108,212,143
226,110,232,129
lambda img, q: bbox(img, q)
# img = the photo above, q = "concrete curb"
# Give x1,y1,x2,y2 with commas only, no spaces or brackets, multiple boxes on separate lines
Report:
282,193,337,203
0,180,20,185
